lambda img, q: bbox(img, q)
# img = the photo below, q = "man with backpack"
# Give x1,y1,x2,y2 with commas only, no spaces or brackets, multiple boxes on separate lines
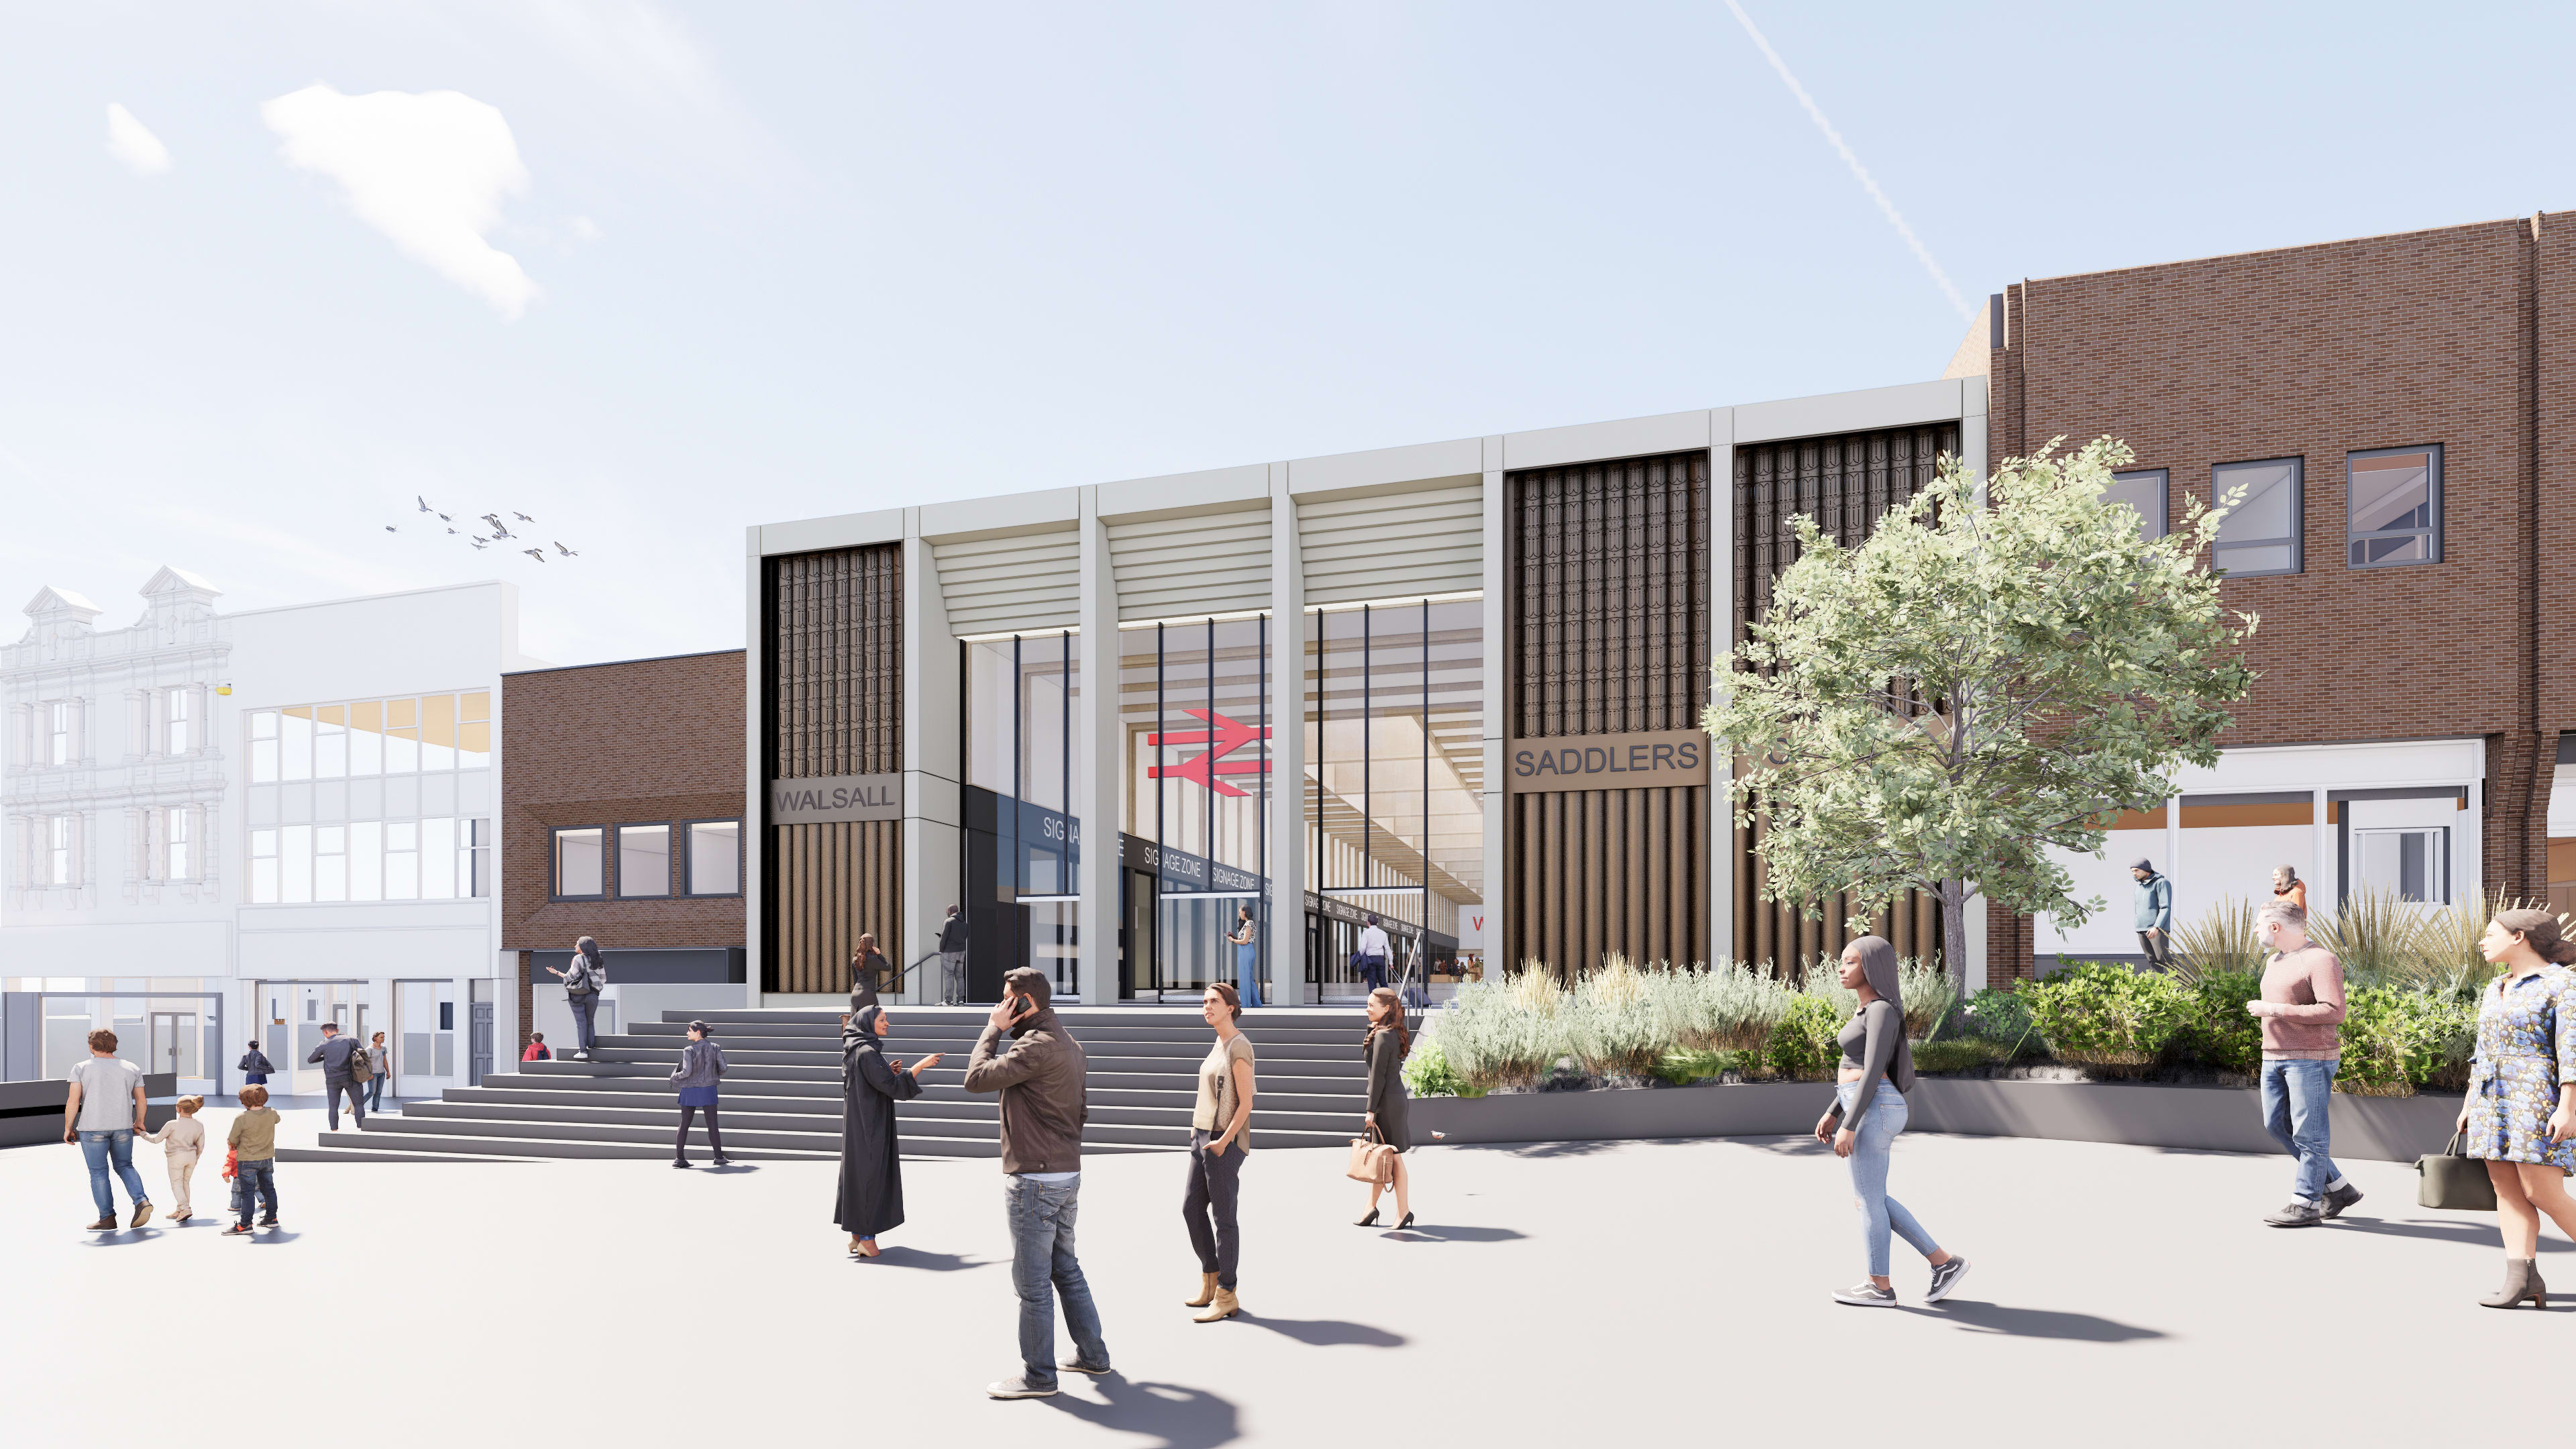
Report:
307,1021,369,1130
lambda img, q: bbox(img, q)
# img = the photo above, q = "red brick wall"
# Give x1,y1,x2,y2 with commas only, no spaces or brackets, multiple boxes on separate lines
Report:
1982,215,2565,985
501,650,747,955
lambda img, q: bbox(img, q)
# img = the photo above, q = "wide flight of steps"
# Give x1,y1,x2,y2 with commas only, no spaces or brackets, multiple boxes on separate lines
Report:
284,1006,1373,1163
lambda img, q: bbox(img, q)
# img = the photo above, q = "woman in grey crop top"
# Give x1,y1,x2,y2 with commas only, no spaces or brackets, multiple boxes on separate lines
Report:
1812,935,1969,1307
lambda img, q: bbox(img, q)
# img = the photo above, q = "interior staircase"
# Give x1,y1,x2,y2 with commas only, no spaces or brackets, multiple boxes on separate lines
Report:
284,1006,1372,1163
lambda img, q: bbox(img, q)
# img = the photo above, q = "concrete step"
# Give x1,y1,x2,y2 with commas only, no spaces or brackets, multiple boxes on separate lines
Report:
276,1144,545,1163
627,1020,1373,1047
593,1036,1366,1065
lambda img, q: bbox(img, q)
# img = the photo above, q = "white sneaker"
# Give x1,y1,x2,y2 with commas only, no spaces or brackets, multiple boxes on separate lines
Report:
1831,1281,1898,1307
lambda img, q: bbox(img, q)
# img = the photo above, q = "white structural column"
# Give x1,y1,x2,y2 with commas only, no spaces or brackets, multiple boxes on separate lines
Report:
743,526,768,1002
1075,487,1122,1005
903,515,963,1007
1956,376,1991,989
1479,439,1507,977
1266,466,1307,1005
1707,411,1734,968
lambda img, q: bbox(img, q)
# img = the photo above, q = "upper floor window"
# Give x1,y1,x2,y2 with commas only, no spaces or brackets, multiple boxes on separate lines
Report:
48,701,74,765
166,689,193,754
688,820,742,896
2210,458,2302,577
554,826,606,899
2101,469,2169,541
619,824,672,898
2348,445,2441,568
245,816,489,904
249,690,492,783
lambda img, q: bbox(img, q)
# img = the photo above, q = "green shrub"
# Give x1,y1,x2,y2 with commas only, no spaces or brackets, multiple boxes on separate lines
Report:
2170,969,2263,1073
1898,957,1960,1040
2338,984,2478,1095
1650,960,1793,1053
2171,897,2265,983
1564,957,1666,1077
1766,993,1843,1079
1428,976,1566,1093
1953,987,2039,1055
1401,1036,1477,1097
1650,1047,1745,1085
2023,963,2190,1067
1912,1038,2010,1073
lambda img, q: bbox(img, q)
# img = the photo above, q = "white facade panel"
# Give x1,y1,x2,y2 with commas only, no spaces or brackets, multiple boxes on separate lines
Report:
1297,482,1483,606
1108,507,1273,621
933,529,1083,636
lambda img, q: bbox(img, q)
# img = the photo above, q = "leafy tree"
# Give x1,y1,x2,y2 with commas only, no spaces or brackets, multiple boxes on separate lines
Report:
1703,437,2255,983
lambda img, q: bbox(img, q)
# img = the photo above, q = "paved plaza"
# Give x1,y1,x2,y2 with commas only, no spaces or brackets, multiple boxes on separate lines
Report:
4,1105,2566,1446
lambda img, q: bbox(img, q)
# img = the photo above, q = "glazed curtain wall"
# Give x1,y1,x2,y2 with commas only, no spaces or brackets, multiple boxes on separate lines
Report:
964,631,1083,1001
1731,425,1955,970
1507,452,1709,977
765,545,902,994
1121,616,1275,998
1307,597,1483,989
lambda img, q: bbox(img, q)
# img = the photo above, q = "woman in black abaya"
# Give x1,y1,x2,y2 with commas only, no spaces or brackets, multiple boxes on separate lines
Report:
835,1005,941,1257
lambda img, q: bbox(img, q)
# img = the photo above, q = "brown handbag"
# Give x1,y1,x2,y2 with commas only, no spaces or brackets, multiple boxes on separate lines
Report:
1346,1124,1397,1185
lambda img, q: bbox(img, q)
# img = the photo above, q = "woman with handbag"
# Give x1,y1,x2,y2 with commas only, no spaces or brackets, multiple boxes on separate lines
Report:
1182,983,1256,1320
835,1004,942,1257
1355,986,1414,1229
2455,908,2576,1309
1815,936,1968,1307
546,936,608,1061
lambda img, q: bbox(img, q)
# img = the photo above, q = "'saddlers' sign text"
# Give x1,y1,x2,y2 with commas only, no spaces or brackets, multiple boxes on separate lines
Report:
1505,730,1709,794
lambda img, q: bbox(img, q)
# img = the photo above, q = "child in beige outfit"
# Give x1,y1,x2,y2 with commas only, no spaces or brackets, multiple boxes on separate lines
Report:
140,1096,208,1222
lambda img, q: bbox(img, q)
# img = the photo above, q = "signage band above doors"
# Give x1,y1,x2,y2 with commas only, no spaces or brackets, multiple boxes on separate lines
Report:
1505,729,1710,794
769,773,903,824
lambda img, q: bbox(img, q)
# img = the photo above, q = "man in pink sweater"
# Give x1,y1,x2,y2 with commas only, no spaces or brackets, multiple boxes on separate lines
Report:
2246,900,2361,1226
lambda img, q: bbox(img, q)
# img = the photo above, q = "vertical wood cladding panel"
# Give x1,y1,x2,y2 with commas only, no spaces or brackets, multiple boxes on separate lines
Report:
766,545,903,993
1731,425,1955,971
1506,451,1710,975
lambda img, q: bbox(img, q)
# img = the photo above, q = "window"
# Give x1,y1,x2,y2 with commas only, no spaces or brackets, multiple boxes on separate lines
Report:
250,711,278,782
2354,826,2448,904
385,822,419,899
421,817,457,898
280,707,314,780
280,824,313,903
251,828,278,902
687,820,742,895
2210,458,2302,576
619,824,672,897
555,826,605,898
168,808,193,881
463,819,491,898
421,694,456,771
2348,445,2441,568
315,825,347,902
349,700,383,775
2102,468,2169,541
460,692,491,768
37,815,78,887
167,689,193,755
315,705,347,778
385,697,419,773
48,701,73,766
350,821,382,900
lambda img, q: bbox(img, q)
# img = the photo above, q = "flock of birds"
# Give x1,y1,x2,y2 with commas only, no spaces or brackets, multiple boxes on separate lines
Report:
386,496,580,564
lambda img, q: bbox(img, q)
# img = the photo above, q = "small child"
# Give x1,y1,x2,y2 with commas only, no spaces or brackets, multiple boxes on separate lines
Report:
139,1095,208,1224
223,1084,281,1236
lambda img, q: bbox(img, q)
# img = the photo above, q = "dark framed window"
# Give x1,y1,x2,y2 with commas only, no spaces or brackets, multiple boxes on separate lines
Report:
2347,445,2441,568
684,819,742,896
617,822,672,898
2210,457,2302,576
551,826,605,900
2101,468,2169,541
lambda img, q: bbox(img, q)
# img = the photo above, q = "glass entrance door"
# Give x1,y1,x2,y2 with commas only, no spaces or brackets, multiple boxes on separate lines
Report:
148,1012,198,1082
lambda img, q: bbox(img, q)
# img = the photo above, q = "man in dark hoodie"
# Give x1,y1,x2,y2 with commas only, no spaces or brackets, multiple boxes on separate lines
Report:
307,1021,366,1130
963,967,1108,1399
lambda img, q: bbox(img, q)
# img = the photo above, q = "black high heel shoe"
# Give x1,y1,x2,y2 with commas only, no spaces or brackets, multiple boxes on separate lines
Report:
1354,1208,1379,1227
1395,1212,1415,1231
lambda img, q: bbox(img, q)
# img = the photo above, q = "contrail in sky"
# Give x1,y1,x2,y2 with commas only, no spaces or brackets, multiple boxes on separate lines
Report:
1723,1,1973,320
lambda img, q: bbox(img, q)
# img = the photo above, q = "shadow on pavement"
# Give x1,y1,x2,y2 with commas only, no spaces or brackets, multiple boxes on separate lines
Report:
1904,1300,2167,1341
2325,1217,2569,1252
1235,1314,1405,1347
702,1163,761,1175
1497,1140,1625,1159
1042,1372,1240,1448
77,1228,165,1246
861,1247,988,1271
1385,1224,1525,1244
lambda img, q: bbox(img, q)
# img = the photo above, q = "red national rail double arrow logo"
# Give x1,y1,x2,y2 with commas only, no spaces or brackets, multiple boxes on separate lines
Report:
1147,709,1273,798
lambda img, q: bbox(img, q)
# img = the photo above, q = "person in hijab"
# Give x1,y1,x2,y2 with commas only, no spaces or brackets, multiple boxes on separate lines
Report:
1813,936,1968,1307
546,936,608,1061
836,1004,943,1257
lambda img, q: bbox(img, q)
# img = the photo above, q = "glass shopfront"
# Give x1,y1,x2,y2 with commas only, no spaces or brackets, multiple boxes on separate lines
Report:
1122,615,1275,1002
963,631,1083,1003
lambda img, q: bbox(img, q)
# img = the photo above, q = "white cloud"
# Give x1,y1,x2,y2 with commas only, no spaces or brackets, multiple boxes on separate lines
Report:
261,85,539,320
105,103,171,176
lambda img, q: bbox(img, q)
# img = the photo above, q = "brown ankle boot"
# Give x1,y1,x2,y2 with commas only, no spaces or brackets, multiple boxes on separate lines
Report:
1184,1271,1218,1308
1194,1285,1240,1322
2481,1258,2548,1309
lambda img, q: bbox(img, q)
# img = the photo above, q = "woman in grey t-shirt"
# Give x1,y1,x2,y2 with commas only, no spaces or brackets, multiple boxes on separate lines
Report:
1813,936,1968,1307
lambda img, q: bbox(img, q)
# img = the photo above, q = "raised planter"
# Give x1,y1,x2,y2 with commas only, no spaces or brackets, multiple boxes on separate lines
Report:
1411,1077,2463,1163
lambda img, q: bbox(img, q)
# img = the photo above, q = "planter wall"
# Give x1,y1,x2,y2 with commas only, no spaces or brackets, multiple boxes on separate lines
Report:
1410,1078,2465,1164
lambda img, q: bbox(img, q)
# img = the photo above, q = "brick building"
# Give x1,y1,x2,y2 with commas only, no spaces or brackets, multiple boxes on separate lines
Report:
501,649,748,1046
1986,213,2576,982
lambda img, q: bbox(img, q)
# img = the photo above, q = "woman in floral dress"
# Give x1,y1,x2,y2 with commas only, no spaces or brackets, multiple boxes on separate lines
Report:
2456,907,2576,1309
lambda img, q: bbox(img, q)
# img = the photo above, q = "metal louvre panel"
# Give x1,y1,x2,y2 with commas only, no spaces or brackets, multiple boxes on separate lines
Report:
765,544,904,992
932,529,1081,635
1730,424,1955,972
1298,482,1482,606
1506,451,1709,977
1108,508,1273,621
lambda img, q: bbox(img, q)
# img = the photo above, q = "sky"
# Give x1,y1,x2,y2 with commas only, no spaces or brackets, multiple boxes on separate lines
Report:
5,1,2573,667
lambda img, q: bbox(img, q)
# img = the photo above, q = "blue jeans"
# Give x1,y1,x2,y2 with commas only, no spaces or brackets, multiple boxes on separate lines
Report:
2260,1058,2343,1200
235,1159,277,1226
1839,1081,1940,1278
366,1074,384,1110
570,994,600,1053
78,1130,151,1220
1234,943,1262,1008
1005,1174,1108,1387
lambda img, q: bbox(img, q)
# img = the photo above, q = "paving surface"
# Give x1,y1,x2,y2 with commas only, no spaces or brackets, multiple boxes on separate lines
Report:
3,1103,2566,1446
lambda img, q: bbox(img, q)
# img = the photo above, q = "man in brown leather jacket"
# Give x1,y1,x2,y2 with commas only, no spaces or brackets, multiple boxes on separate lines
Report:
963,969,1107,1399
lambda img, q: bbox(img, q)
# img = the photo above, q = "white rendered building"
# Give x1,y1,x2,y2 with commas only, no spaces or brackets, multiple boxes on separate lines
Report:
2,570,534,1098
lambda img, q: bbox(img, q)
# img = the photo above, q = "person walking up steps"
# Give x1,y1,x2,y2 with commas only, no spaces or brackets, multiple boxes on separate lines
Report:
139,1096,208,1224
1355,987,1415,1230
547,936,608,1060
837,1005,942,1256
307,1022,366,1131
964,967,1108,1399
939,906,970,1007
2132,858,2175,968
669,1020,731,1169
2248,900,2356,1227
64,1029,153,1231
1817,937,1967,1306
2457,908,2576,1309
1182,983,1256,1321
223,1084,280,1236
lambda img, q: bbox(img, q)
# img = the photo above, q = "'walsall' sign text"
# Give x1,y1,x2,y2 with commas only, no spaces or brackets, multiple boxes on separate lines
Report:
1505,730,1710,794
769,773,903,824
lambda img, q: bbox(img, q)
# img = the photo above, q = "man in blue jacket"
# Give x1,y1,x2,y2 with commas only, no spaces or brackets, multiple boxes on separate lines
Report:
2131,858,2175,968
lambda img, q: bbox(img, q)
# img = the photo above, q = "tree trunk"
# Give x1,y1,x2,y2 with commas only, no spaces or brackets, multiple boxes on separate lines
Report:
1939,879,1972,998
